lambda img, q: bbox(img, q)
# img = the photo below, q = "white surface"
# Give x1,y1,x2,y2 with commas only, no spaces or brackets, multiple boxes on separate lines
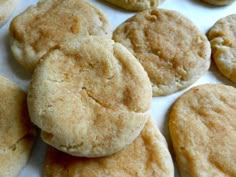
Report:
0,0,235,176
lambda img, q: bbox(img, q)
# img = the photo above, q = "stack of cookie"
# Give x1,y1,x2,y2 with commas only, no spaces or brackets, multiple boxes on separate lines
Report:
9,0,174,176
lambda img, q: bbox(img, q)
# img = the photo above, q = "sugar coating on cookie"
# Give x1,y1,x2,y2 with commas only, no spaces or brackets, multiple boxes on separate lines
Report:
44,117,174,177
28,36,152,157
169,84,236,177
113,9,211,96
0,0,17,27
104,0,165,11
9,0,112,73
200,0,235,6
0,76,36,177
208,14,236,83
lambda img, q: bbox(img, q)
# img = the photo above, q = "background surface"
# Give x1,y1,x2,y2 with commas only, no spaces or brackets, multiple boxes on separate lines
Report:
0,0,236,176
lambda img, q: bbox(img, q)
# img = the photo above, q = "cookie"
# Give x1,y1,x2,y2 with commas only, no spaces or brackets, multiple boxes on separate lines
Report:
200,0,235,6
169,84,236,177
104,0,165,11
9,0,112,73
0,0,17,27
44,117,174,177
207,14,236,83
0,76,36,177
113,9,211,96
27,36,152,157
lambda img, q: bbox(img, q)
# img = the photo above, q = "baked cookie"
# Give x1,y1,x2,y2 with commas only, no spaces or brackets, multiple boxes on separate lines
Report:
0,0,17,27
207,14,236,83
169,84,236,177
27,36,152,157
104,0,165,11
113,9,211,96
200,0,235,6
44,117,174,177
9,0,112,73
0,76,36,177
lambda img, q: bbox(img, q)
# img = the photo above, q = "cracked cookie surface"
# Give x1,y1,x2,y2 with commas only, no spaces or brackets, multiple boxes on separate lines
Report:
207,14,236,83
169,84,236,177
0,76,36,177
113,9,211,96
9,0,112,73
44,117,174,177
104,0,165,11
27,36,152,157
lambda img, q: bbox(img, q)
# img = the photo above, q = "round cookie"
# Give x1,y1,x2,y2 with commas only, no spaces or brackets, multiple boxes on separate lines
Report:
44,117,174,177
0,76,36,177
200,0,235,6
9,0,112,73
207,14,236,83
0,0,17,27
169,84,236,177
104,0,165,11
113,9,211,96
27,36,152,157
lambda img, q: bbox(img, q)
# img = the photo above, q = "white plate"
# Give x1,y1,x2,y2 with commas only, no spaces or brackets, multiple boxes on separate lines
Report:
0,0,235,176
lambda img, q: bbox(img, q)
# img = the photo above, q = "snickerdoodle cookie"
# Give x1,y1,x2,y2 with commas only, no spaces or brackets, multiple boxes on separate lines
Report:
0,0,17,27
0,76,36,177
104,0,165,11
27,36,152,157
207,14,236,83
113,9,211,96
44,117,174,177
201,0,235,5
169,84,236,177
9,0,112,73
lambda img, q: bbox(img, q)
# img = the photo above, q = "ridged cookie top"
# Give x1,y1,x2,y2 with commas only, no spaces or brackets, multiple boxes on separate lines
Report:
28,36,152,157
9,0,112,72
113,9,211,96
0,76,35,150
44,117,174,177
207,14,236,83
169,84,236,177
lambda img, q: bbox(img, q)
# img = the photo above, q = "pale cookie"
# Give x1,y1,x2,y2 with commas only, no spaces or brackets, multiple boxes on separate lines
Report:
0,0,17,27
207,14,236,83
27,36,152,157
44,117,174,177
113,9,211,96
104,0,165,11
200,0,235,6
0,76,36,177
9,0,112,73
169,84,236,177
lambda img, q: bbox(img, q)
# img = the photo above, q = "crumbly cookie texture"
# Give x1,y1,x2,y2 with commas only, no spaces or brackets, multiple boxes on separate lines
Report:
201,0,235,6
113,9,211,96
0,76,36,177
207,14,236,83
0,0,17,27
104,0,165,11
169,84,236,177
9,0,112,73
28,36,152,157
44,117,174,177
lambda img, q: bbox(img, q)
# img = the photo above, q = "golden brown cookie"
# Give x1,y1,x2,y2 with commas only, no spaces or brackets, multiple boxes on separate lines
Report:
207,14,236,83
0,0,17,27
27,36,152,157
44,117,174,177
9,0,112,73
104,0,165,11
0,76,36,177
169,84,236,177
113,9,211,96
200,0,235,6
